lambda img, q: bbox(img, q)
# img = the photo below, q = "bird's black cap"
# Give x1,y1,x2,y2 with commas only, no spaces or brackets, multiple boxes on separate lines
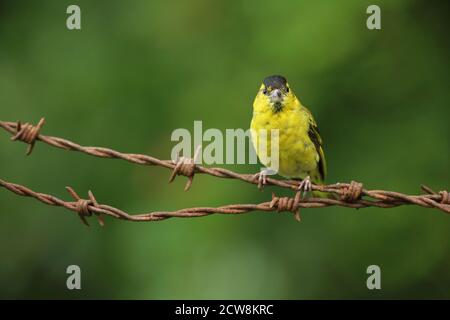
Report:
262,75,287,89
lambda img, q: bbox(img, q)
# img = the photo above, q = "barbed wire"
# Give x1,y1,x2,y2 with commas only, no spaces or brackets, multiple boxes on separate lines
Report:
0,118,449,225
1,178,448,226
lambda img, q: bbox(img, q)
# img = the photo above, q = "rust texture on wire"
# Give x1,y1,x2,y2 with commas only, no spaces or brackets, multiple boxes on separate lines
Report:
0,118,449,225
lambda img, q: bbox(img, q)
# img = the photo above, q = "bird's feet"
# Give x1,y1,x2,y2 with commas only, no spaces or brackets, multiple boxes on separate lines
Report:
253,168,274,190
297,176,312,198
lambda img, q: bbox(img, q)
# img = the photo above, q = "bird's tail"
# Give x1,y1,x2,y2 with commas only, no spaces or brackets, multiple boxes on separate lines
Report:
311,175,336,199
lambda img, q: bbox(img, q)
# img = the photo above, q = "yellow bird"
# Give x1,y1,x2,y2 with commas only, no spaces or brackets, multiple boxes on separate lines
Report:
250,75,326,195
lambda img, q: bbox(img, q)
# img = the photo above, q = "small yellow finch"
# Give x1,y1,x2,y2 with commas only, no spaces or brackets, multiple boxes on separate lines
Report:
250,75,326,195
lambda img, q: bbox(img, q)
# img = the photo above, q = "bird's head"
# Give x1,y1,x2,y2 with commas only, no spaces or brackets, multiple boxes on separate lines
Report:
254,75,297,113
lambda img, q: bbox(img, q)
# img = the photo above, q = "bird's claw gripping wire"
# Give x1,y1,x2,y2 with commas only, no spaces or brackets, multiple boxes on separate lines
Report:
297,176,312,198
169,145,201,191
253,172,267,190
253,168,274,190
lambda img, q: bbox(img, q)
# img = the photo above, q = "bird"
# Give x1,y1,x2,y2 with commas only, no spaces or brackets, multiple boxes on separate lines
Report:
250,75,326,196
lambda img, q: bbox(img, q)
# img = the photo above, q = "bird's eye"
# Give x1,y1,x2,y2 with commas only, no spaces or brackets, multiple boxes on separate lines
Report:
262,88,268,95
286,87,290,92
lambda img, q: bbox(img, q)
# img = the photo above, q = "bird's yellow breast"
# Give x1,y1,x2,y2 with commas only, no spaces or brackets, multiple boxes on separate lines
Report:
250,95,319,179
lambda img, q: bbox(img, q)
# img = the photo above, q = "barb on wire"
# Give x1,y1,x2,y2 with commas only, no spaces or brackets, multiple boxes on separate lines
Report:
0,118,449,221
169,145,202,191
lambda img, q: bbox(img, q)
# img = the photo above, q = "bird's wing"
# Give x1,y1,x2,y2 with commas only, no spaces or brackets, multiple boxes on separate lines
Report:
305,110,327,182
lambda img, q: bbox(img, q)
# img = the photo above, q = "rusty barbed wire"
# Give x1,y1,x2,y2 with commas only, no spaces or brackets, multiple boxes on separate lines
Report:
0,178,448,226
0,118,449,223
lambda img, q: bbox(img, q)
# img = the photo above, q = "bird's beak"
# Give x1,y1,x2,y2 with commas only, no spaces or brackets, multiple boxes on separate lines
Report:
269,89,283,103
269,89,284,112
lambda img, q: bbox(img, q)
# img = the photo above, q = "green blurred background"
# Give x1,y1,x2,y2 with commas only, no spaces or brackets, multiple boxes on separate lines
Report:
0,0,449,299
